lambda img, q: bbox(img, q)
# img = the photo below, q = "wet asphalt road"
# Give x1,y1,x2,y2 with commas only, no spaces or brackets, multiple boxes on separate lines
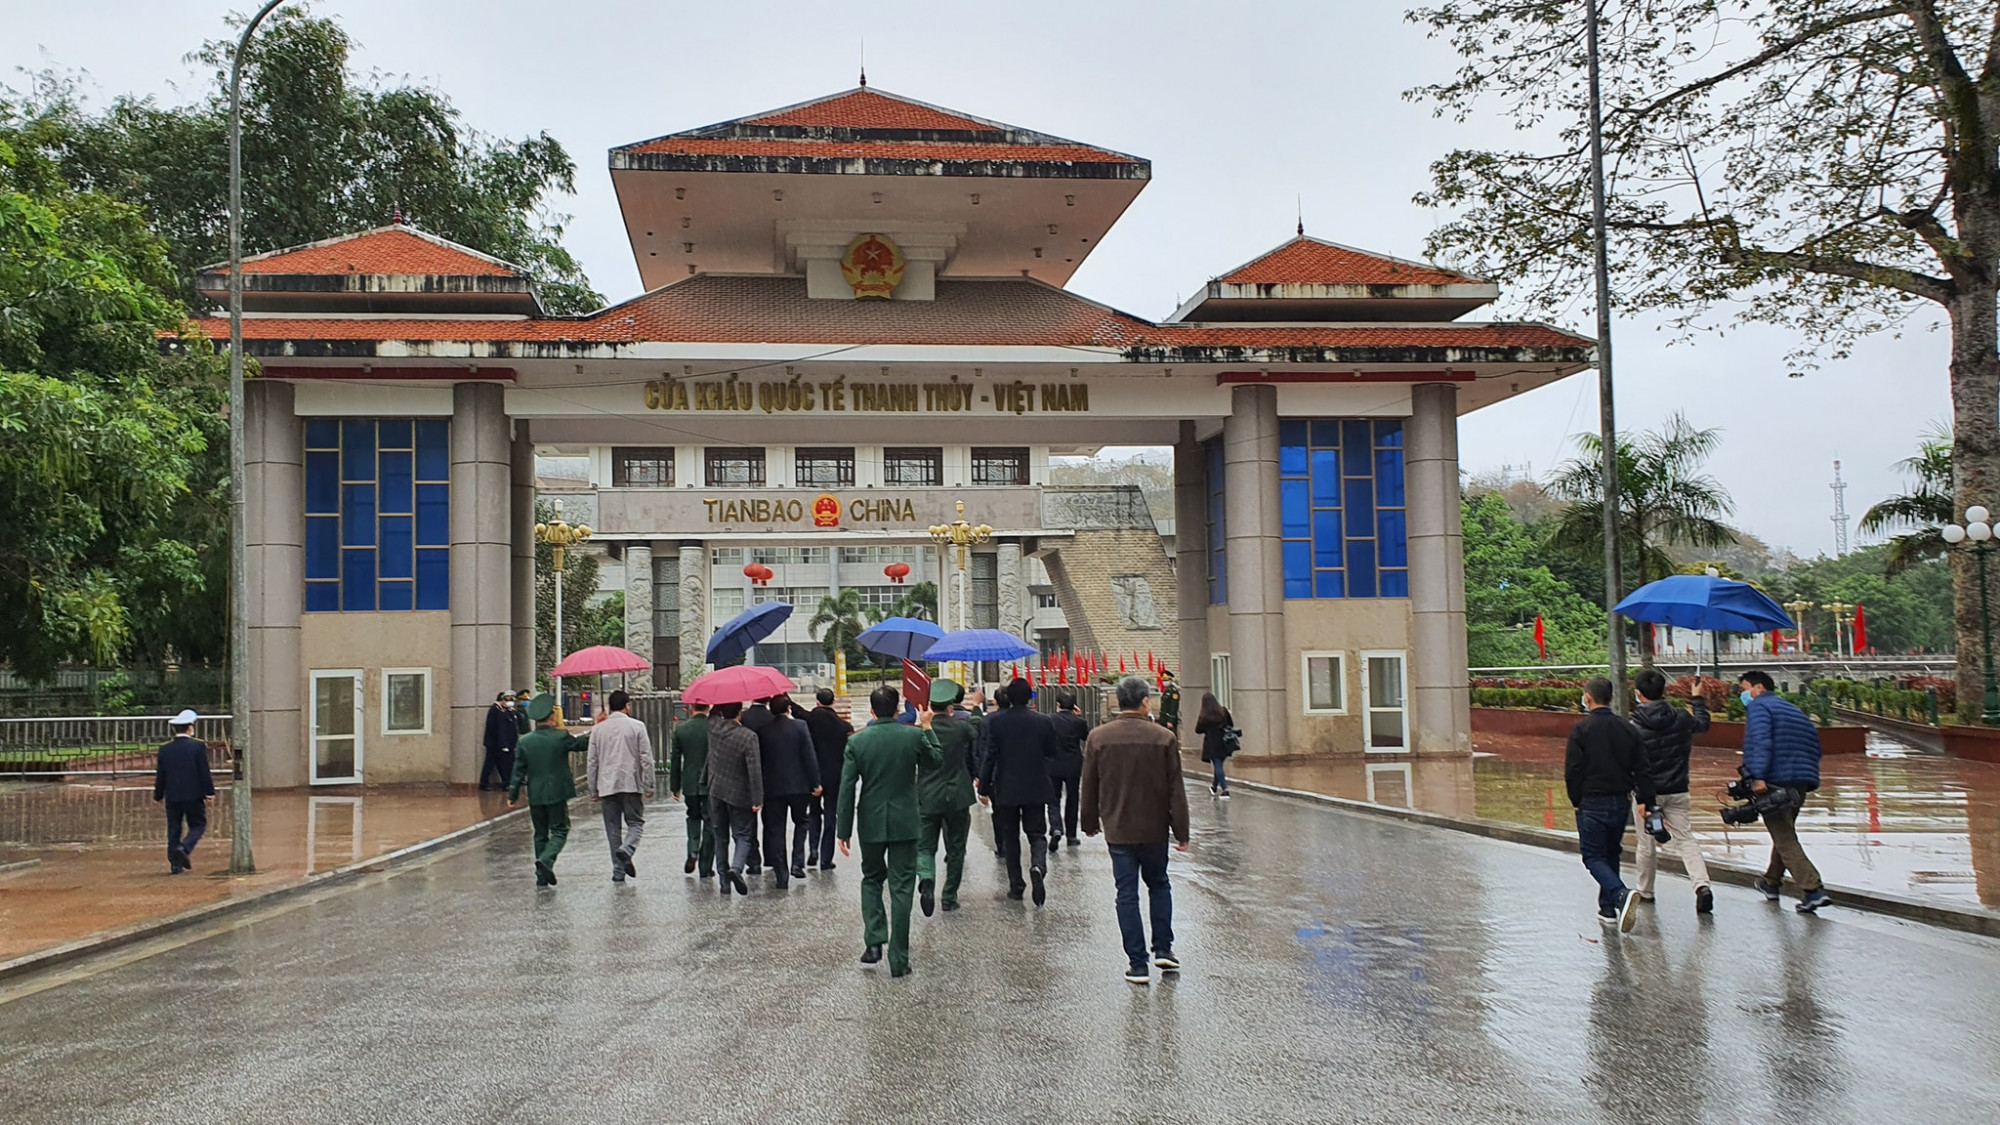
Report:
6,783,1999,1124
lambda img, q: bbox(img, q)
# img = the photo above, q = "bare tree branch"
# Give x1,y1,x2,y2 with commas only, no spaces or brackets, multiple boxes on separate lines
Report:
1611,5,1905,128
1718,243,1954,303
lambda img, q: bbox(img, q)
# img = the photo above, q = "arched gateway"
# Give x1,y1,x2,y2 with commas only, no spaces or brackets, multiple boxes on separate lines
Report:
188,86,1592,786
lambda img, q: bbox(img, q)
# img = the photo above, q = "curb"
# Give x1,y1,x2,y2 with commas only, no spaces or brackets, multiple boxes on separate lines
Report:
0,804,533,986
1224,778,2000,941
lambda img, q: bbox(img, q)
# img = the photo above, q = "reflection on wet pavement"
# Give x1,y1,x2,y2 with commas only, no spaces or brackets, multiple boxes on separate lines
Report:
1224,734,2000,909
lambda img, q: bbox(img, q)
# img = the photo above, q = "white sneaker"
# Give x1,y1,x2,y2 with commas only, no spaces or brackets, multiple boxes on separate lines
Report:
1618,889,1641,933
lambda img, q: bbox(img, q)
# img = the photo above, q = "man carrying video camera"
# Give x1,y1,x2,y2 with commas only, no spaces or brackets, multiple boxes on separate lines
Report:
1737,670,1830,914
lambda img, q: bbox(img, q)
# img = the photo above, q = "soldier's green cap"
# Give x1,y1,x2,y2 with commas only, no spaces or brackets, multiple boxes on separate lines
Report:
525,693,556,721
929,679,963,705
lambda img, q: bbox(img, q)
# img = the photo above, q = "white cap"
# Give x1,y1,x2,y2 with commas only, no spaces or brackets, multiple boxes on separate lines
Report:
171,709,199,726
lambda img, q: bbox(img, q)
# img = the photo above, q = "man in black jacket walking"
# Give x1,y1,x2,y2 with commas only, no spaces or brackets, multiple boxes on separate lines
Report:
1565,677,1655,932
480,691,519,791
1629,668,1715,914
1047,689,1089,848
746,694,820,888
804,688,854,871
152,709,216,873
979,679,1058,905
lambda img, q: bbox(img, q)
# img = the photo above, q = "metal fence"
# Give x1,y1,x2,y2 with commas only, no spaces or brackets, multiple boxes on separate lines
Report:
0,714,235,779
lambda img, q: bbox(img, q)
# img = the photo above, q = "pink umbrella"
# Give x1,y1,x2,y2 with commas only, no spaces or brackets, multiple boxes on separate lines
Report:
549,645,651,678
683,664,795,706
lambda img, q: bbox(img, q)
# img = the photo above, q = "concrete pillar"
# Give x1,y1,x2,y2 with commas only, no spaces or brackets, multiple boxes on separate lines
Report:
678,541,707,681
511,421,535,689
1408,383,1471,755
997,540,1024,639
1223,385,1288,758
1174,421,1211,705
245,379,304,788
624,542,655,691
450,382,513,783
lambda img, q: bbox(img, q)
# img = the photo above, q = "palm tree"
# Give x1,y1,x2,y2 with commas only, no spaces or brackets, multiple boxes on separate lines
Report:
1859,424,1952,576
1546,412,1737,664
865,581,938,625
808,589,870,665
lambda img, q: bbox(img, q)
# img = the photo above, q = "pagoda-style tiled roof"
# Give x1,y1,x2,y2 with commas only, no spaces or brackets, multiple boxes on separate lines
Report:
195,225,541,315
210,226,524,277
1218,236,1476,287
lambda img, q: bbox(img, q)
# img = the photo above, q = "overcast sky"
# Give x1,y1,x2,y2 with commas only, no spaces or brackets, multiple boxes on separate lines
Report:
4,0,1953,557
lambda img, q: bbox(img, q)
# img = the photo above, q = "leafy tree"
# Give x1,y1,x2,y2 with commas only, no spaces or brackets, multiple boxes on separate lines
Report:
1545,413,1736,662
1766,546,1955,654
866,580,939,625
21,5,598,313
1407,0,2000,712
1860,424,1954,575
0,108,226,679
808,588,871,667
1462,493,1607,666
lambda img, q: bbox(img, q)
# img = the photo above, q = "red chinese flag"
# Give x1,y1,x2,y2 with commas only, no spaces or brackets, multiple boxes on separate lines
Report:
1028,663,1038,688
1854,604,1868,651
1768,630,1780,653
1010,663,1019,681
1533,615,1547,660
901,659,929,712
1119,655,1127,674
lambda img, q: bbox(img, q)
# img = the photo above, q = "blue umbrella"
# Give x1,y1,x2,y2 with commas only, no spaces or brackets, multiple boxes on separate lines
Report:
1614,575,1795,633
856,617,945,661
922,628,1038,663
706,601,793,665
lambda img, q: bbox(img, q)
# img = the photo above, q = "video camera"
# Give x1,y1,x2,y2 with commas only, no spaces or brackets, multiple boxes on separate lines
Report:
1719,771,1800,826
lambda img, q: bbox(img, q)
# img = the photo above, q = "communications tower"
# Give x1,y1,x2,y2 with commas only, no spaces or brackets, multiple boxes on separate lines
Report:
1830,459,1851,556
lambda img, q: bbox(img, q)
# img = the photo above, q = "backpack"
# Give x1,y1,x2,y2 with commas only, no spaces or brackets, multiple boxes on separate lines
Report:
1220,723,1242,756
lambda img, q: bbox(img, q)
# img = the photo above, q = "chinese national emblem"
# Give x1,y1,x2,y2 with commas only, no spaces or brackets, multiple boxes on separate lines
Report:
840,233,905,299
811,493,842,528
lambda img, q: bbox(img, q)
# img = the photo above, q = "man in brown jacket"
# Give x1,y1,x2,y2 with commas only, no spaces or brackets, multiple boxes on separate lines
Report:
1081,675,1191,986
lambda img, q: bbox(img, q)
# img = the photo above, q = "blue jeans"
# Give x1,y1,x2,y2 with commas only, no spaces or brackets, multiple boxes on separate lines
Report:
1575,796,1631,914
1108,843,1174,971
1211,759,1228,790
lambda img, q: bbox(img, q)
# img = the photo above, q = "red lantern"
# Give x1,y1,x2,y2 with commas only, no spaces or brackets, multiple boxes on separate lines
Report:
884,562,910,585
743,562,773,587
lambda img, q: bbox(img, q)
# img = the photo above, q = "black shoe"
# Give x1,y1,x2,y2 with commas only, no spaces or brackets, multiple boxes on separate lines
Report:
821,861,836,872
746,865,762,876
535,860,556,886
616,850,636,878
1125,966,1151,985
1153,952,1180,973
791,865,806,879
860,944,884,965
1008,887,1025,901
684,857,697,875
1695,887,1714,915
919,878,936,917
1066,837,1080,848
890,965,911,979
168,847,187,872
1030,867,1046,906
729,870,749,895
941,900,960,912
720,872,733,896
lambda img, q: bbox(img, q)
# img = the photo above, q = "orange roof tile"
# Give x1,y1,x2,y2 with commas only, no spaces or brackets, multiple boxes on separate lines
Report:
1138,323,1584,348
228,228,521,277
621,137,1135,163
1218,237,1473,287
744,89,990,131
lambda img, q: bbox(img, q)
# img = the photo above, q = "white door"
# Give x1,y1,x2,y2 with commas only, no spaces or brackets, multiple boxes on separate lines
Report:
310,669,364,784
1361,651,1408,753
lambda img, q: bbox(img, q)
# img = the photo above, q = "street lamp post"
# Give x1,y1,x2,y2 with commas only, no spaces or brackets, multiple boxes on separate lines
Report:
1821,601,1854,659
1942,505,2000,724
534,507,592,718
928,501,992,632
1584,0,1628,714
225,0,292,876
1782,600,1815,655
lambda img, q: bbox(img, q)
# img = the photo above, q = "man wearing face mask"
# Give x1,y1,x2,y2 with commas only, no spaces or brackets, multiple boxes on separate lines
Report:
1738,670,1829,913
1564,676,1654,933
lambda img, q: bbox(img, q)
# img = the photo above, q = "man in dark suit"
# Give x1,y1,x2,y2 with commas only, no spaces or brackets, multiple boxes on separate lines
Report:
480,691,519,791
1047,689,1090,848
746,694,820,888
979,678,1058,905
804,688,854,871
152,709,216,874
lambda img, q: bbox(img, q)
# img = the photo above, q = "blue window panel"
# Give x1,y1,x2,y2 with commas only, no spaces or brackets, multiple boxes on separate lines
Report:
305,419,339,449
306,582,340,612
1279,422,1308,474
1342,421,1373,476
1347,540,1378,598
376,418,412,451
378,581,414,612
1312,513,1344,569
415,420,450,480
416,484,449,546
1281,480,1309,538
1374,420,1402,447
415,548,449,610
1375,449,1405,507
1282,541,1312,598
379,516,414,578
1310,420,1342,448
1311,449,1342,507
1344,478,1376,537
306,517,340,579
305,452,339,513
342,485,377,546
341,550,377,610
379,451,414,514
341,420,376,481
1378,509,1409,567
1315,570,1345,598
1380,569,1410,598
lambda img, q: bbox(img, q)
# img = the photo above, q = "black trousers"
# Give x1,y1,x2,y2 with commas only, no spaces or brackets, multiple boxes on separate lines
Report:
1047,774,1081,841
479,745,513,789
991,802,1049,894
806,788,838,867
761,795,813,886
165,799,207,866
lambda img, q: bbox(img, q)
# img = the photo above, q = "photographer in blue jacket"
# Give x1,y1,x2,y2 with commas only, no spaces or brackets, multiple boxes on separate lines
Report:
1738,670,1830,914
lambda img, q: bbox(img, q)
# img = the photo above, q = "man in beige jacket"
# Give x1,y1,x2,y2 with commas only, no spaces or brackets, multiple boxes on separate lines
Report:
587,690,656,884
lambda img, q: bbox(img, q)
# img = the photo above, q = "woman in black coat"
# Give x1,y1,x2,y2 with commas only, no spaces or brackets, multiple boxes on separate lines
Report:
1194,692,1233,798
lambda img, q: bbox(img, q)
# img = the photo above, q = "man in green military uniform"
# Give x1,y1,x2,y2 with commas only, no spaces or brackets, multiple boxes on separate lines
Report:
836,684,944,978
1157,670,1182,739
917,679,979,918
507,693,589,886
670,702,715,879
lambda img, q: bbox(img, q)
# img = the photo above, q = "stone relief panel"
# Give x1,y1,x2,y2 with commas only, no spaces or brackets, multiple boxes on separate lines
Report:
1110,575,1163,630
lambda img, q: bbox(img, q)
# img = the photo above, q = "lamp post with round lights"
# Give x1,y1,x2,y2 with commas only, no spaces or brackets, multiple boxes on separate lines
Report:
535,506,593,718
927,501,992,632
1942,505,2000,724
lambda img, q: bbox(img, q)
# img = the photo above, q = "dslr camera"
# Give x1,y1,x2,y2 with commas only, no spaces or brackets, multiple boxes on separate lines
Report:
1720,771,1799,826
